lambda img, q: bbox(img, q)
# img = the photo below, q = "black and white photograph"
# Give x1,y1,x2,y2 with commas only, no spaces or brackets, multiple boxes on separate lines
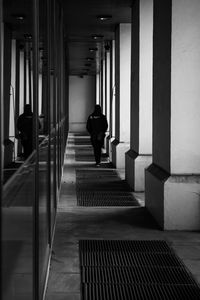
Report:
0,0,200,299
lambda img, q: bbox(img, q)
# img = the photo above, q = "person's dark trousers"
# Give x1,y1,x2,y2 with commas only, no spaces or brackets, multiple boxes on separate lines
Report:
93,141,102,164
22,139,32,159
91,134,104,164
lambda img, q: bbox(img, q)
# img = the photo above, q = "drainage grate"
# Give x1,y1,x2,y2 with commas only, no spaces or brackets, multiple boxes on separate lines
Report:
81,283,200,300
76,169,136,207
77,191,139,206
75,140,92,146
80,252,184,268
76,170,117,179
79,240,200,300
75,154,108,162
81,266,196,285
76,183,131,192
79,240,175,254
75,155,95,162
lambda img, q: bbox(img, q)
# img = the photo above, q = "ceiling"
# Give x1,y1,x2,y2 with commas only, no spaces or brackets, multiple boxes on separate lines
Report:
63,0,132,76
3,0,132,76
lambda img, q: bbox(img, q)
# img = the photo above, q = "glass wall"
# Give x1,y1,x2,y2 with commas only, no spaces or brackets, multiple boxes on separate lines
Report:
0,0,68,299
2,155,35,299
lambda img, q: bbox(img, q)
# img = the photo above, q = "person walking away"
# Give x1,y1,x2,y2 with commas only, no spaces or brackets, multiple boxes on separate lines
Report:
17,104,33,159
86,104,108,166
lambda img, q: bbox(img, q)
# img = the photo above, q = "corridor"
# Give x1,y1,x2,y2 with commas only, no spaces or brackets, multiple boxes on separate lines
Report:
45,133,200,300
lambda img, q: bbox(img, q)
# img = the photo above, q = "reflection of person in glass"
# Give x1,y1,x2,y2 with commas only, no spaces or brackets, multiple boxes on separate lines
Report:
86,104,108,166
17,104,33,159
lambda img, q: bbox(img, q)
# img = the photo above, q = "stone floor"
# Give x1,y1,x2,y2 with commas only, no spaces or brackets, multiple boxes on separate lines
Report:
45,133,200,300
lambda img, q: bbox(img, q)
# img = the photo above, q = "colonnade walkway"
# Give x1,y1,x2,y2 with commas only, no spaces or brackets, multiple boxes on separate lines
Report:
45,133,200,300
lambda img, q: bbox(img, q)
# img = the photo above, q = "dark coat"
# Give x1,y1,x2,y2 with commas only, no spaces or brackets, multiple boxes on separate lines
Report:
86,111,108,147
86,112,108,135
17,113,33,141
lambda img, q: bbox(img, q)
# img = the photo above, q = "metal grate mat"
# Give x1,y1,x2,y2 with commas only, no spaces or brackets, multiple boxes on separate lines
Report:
79,240,200,300
82,283,200,300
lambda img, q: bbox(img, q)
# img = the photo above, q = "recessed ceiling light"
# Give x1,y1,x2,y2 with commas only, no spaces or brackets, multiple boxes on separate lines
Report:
92,34,104,40
12,14,25,21
97,15,112,21
24,34,32,40
86,57,94,61
89,47,98,52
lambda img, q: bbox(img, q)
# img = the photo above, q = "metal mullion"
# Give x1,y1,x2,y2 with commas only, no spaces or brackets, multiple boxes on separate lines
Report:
0,0,4,297
55,4,60,187
57,5,61,190
47,0,52,246
58,6,62,185
32,0,39,298
52,0,57,211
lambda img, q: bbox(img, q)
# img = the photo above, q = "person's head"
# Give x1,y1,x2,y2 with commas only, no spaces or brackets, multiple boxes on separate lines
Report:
24,104,32,115
94,104,102,114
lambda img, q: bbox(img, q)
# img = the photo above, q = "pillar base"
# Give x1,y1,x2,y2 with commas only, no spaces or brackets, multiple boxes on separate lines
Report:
145,164,200,230
111,139,130,168
105,133,110,156
109,137,115,162
125,150,152,191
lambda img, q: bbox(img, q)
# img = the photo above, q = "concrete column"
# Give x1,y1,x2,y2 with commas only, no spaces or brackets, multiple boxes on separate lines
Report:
96,73,100,104
105,49,111,154
19,50,25,114
102,57,106,114
109,40,116,159
100,60,103,109
126,0,153,191
145,0,200,230
111,40,116,138
111,24,131,168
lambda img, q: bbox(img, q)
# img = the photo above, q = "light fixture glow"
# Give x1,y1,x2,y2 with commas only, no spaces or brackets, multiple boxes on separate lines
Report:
86,57,94,61
12,14,25,21
89,47,98,52
24,34,32,40
92,34,104,40
97,15,112,21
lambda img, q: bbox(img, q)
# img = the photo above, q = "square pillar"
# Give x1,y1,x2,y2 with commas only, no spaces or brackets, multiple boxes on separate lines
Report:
96,73,100,105
109,41,116,161
126,0,153,191
146,0,200,230
102,57,106,114
111,23,131,168
105,49,111,155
